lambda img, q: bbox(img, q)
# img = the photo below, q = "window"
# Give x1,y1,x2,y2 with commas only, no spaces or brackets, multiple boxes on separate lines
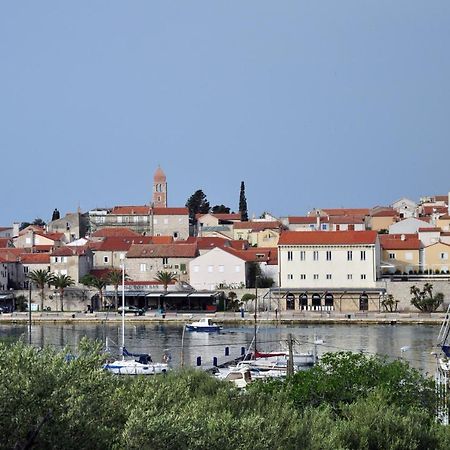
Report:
287,274,293,280
219,265,224,273
360,251,366,261
208,265,213,273
389,253,395,259
347,274,353,280
164,218,169,225
300,274,306,280
347,251,353,261
300,251,306,261
313,251,319,261
193,265,199,273
153,218,158,224
117,216,123,223
103,256,109,264
25,237,31,244
326,274,332,280
440,252,448,260
361,274,366,280
321,223,327,230
405,252,413,261
62,257,67,263
235,266,241,273
313,274,319,280
287,251,293,261
140,263,147,272
23,266,29,273
162,257,169,264
326,251,332,261
134,216,139,223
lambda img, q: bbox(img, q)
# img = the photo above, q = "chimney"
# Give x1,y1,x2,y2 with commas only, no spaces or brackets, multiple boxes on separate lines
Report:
12,222,19,238
401,234,406,241
316,211,320,230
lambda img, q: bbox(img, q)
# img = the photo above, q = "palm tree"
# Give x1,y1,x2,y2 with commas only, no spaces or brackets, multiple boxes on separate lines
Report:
28,269,52,312
80,274,108,310
106,269,129,310
50,274,75,312
154,271,178,309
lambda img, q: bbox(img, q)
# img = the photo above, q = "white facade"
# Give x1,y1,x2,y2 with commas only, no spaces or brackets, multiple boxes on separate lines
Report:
279,238,380,289
391,198,417,218
189,247,247,291
389,218,433,235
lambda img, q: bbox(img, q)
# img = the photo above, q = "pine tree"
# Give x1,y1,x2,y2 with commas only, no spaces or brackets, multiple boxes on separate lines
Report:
185,189,210,221
239,181,248,221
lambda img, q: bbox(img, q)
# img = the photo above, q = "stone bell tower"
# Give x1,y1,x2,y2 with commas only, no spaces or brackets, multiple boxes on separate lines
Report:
152,166,167,207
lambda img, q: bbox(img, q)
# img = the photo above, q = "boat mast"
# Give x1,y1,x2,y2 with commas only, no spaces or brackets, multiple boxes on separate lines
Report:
254,275,259,359
120,254,125,360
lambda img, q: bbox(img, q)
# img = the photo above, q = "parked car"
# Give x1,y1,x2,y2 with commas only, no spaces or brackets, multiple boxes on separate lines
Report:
117,305,145,316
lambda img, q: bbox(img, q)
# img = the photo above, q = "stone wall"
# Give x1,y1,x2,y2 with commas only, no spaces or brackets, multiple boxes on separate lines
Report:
382,279,450,312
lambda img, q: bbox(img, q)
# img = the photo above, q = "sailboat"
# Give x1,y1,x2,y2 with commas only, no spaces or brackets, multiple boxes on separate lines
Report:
435,304,450,424
104,259,170,376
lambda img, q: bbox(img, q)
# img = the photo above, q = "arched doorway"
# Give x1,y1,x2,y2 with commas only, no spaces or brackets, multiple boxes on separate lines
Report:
299,293,308,311
324,293,334,310
286,292,295,310
359,293,369,311
312,293,321,310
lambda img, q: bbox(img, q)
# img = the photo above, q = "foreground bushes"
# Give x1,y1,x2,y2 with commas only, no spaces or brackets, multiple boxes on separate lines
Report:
0,341,449,449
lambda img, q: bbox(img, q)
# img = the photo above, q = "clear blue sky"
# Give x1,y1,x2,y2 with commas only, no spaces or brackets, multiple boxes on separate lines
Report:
1,1,449,225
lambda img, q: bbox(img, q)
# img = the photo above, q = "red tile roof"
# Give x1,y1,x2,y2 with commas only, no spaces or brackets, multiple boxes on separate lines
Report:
0,248,22,262
438,215,450,220
0,238,13,248
288,216,318,225
233,221,281,231
0,227,12,232
278,231,378,246
111,206,188,215
322,208,370,217
91,227,141,238
421,206,448,215
34,245,53,252
20,253,51,264
89,236,155,252
418,228,441,232
370,209,397,217
328,216,365,224
380,234,422,250
221,247,278,265
127,243,198,258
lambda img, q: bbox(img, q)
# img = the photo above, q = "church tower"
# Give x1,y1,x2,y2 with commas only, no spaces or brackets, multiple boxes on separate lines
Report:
152,166,167,207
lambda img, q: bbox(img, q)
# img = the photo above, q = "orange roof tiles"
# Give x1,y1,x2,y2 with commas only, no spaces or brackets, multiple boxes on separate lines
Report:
288,216,318,224
379,234,421,250
278,230,378,246
0,238,12,248
51,246,90,257
20,253,51,264
418,228,441,232
322,208,370,217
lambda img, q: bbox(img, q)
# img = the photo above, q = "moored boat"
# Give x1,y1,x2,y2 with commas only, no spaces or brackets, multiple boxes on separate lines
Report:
186,317,222,332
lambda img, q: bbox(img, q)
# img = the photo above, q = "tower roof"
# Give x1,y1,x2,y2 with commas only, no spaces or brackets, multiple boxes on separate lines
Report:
154,166,166,182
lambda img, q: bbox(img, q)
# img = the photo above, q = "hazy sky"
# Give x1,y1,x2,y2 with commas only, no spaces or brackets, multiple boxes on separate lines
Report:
1,1,449,225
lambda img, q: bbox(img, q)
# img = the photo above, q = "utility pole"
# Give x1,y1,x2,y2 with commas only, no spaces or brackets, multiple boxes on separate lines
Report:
287,333,294,376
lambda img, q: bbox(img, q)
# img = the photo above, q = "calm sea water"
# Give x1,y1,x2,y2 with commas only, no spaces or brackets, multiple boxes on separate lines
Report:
0,322,442,375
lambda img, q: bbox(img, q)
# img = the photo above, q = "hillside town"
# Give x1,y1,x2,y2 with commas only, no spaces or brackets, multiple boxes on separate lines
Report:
1,167,449,314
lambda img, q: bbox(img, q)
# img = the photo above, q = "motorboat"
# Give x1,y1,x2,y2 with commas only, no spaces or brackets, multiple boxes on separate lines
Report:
185,317,221,332
104,347,170,376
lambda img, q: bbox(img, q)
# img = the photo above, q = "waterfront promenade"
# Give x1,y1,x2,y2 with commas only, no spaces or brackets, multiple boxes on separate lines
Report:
0,310,446,325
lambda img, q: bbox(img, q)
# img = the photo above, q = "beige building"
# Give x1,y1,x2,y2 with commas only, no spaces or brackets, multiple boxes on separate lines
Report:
379,234,421,274
423,242,450,274
50,246,93,283
125,243,198,283
367,209,397,231
47,212,88,242
233,221,281,247
88,206,190,239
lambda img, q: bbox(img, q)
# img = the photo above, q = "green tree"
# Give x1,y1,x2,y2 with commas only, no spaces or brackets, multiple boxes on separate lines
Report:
211,204,230,214
80,274,107,309
50,274,75,311
105,269,129,310
239,181,248,221
154,271,178,309
381,294,398,312
410,283,444,312
185,189,210,221
28,269,53,312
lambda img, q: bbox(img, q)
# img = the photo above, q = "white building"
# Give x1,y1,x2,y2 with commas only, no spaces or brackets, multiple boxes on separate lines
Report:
278,231,380,289
389,217,433,235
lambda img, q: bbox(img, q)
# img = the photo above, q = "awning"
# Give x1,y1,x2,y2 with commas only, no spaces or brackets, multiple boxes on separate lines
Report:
189,292,216,298
165,293,191,297
146,293,165,298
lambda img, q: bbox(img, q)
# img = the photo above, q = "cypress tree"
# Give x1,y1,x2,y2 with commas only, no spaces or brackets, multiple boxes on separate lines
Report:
239,181,248,221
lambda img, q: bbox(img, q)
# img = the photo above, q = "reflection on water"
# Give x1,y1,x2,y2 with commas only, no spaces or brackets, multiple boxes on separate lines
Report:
0,323,441,375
